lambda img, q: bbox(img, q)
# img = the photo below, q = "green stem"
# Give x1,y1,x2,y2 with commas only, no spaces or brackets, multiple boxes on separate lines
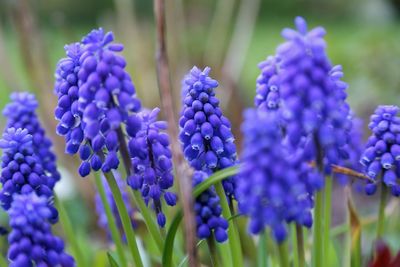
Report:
323,176,333,263
296,224,305,267
277,241,290,267
104,171,144,267
215,182,243,267
266,232,279,267
291,225,299,267
257,231,268,267
207,237,220,267
313,190,324,267
55,196,86,267
376,185,388,239
94,173,128,267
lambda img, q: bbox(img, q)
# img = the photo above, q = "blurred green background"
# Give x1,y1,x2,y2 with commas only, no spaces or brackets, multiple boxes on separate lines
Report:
0,0,400,264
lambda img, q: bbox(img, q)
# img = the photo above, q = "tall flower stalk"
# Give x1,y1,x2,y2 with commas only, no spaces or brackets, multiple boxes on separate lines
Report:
271,17,351,266
54,28,145,267
360,105,400,238
180,66,243,266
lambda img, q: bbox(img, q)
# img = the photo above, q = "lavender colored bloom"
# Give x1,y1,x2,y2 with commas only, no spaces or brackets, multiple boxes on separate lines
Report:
54,43,84,153
0,128,58,223
254,56,280,110
276,17,351,172
361,105,400,196
237,109,319,242
7,193,74,267
4,92,60,189
179,66,238,198
193,171,228,243
127,108,176,227
54,29,142,177
95,172,136,239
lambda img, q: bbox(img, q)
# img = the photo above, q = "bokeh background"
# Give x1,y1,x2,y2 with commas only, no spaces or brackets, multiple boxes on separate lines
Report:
0,0,400,265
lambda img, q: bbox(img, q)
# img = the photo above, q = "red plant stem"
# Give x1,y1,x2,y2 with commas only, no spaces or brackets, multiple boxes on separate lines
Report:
153,1,198,266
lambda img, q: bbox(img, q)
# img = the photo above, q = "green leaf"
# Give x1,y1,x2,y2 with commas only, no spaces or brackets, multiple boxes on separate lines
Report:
107,252,120,267
162,166,238,267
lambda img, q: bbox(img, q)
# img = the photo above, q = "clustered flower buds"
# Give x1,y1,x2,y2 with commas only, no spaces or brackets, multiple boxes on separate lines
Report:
180,66,237,198
95,172,136,239
4,92,60,189
193,171,228,243
0,128,58,223
7,193,74,267
254,56,280,110
237,109,318,242
55,28,142,177
128,108,176,227
361,105,400,196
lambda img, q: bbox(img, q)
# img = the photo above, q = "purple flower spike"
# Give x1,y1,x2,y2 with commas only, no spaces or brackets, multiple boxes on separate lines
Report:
180,66,238,198
361,105,400,196
95,172,136,240
237,109,319,242
54,29,142,177
7,193,74,267
274,17,351,173
0,128,58,223
193,171,228,243
254,56,281,110
127,108,176,227
3,92,61,189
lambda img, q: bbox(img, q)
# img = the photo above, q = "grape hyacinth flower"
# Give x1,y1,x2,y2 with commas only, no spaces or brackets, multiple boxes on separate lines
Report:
360,105,400,196
237,109,319,242
254,56,280,110
7,193,74,267
54,43,84,156
95,172,136,239
54,28,142,177
179,66,237,198
277,17,351,172
4,92,61,189
127,108,176,227
193,171,228,243
0,128,58,223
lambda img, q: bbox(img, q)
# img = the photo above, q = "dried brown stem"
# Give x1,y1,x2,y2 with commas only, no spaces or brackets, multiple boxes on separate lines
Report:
153,0,198,266
309,161,374,183
331,164,374,183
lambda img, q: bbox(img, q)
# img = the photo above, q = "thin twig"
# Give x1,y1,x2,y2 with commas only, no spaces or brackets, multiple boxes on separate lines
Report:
153,1,198,266
331,164,374,183
309,161,374,183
